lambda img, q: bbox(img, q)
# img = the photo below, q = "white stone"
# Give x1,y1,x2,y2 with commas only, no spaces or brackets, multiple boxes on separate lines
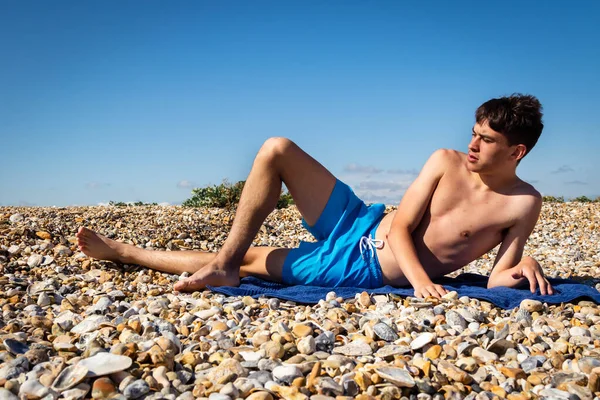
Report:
332,340,373,356
472,347,499,363
9,213,23,223
0,388,18,400
410,333,435,350
70,315,109,334
27,254,43,268
19,379,56,399
78,353,133,377
272,365,302,383
297,336,316,355
376,367,415,388
7,245,20,255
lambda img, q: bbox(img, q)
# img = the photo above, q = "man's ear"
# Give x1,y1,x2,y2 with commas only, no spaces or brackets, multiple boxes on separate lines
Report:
513,144,527,161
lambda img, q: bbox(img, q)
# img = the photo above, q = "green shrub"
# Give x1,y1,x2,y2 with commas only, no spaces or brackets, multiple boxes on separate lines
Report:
108,201,158,207
542,195,564,203
572,195,593,203
183,180,295,209
277,191,295,209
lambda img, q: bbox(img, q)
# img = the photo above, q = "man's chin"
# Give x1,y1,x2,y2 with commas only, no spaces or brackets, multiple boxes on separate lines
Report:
466,162,482,172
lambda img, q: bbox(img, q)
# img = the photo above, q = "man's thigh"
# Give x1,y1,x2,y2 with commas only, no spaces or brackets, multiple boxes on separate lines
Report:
270,138,337,227
239,246,293,282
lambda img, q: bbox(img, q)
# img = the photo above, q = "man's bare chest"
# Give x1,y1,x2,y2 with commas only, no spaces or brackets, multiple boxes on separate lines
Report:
425,184,514,245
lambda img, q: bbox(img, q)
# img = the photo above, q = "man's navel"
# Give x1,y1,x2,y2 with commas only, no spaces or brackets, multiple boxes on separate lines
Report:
460,230,471,238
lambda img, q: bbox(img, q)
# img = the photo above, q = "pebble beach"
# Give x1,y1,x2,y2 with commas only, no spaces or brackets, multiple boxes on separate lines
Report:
0,203,599,400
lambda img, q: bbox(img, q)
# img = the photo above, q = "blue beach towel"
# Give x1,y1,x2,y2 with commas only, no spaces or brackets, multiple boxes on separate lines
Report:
208,273,600,310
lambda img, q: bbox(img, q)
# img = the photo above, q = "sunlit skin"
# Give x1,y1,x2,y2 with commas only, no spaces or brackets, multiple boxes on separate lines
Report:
76,126,554,299
373,121,553,298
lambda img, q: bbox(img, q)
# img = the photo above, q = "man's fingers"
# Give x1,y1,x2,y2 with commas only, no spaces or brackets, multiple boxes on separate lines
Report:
535,273,547,295
435,285,447,298
415,285,447,300
428,287,442,299
538,273,550,295
537,274,554,296
524,270,537,293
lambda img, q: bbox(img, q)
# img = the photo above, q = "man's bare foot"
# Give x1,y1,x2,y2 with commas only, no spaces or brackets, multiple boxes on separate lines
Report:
76,227,127,263
174,263,240,292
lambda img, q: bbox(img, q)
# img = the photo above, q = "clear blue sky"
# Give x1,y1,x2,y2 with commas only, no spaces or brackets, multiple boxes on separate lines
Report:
1,1,598,206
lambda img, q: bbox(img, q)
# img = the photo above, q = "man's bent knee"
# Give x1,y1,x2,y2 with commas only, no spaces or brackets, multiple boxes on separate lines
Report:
259,137,295,161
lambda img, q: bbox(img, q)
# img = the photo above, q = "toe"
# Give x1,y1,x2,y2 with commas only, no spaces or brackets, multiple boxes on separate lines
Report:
175,277,204,292
79,227,93,238
173,280,189,292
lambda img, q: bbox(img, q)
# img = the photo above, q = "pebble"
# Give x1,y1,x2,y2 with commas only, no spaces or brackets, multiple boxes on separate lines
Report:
27,253,43,268
92,377,116,398
520,300,543,313
0,388,18,400
19,379,56,399
373,322,399,341
52,364,89,391
3,339,29,355
411,332,435,350
123,379,150,399
9,213,23,222
272,365,303,384
297,335,316,355
375,367,415,387
333,341,372,356
79,353,133,376
0,203,599,399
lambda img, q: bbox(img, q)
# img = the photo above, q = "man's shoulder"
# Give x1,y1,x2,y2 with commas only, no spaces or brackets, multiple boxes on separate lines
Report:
510,180,542,219
513,179,542,202
427,148,464,166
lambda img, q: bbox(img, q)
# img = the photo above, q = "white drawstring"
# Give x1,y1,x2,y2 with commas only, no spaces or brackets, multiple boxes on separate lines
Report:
359,235,384,260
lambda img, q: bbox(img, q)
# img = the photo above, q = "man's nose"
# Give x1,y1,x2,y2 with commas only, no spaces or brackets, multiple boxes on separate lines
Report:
469,136,480,151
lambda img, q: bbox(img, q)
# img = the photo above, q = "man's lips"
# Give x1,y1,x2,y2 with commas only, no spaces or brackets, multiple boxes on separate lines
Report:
468,153,478,161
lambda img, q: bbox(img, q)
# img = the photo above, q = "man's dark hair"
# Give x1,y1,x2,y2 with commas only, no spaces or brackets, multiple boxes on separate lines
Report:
475,94,544,157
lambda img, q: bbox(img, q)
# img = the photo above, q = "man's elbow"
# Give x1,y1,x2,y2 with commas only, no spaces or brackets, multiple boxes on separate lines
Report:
486,268,514,289
486,274,497,289
487,279,500,289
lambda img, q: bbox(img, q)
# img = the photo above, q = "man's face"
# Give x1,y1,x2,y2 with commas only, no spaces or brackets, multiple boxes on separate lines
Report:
467,121,518,173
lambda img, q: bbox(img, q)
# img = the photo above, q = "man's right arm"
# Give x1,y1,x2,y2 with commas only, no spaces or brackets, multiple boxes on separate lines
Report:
386,149,450,298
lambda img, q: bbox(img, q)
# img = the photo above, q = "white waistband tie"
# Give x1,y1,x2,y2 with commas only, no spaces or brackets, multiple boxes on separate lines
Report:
359,235,384,261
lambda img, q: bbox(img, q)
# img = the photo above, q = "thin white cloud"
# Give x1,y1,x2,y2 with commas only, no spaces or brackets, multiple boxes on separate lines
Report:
565,180,588,185
86,182,111,190
357,191,403,205
357,181,410,192
339,164,419,205
387,168,419,175
551,165,574,174
177,180,196,189
343,163,383,174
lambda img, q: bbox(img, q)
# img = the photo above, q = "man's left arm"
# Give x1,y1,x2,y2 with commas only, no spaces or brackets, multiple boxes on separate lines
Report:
487,196,554,295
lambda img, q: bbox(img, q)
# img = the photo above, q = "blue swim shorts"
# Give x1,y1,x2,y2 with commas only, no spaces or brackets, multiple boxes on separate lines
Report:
281,179,387,288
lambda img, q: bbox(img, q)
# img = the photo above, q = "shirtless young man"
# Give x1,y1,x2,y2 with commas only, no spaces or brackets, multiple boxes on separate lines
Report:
76,94,554,299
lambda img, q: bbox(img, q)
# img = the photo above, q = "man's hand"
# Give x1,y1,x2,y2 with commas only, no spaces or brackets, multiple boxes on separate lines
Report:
511,258,554,295
414,281,448,299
